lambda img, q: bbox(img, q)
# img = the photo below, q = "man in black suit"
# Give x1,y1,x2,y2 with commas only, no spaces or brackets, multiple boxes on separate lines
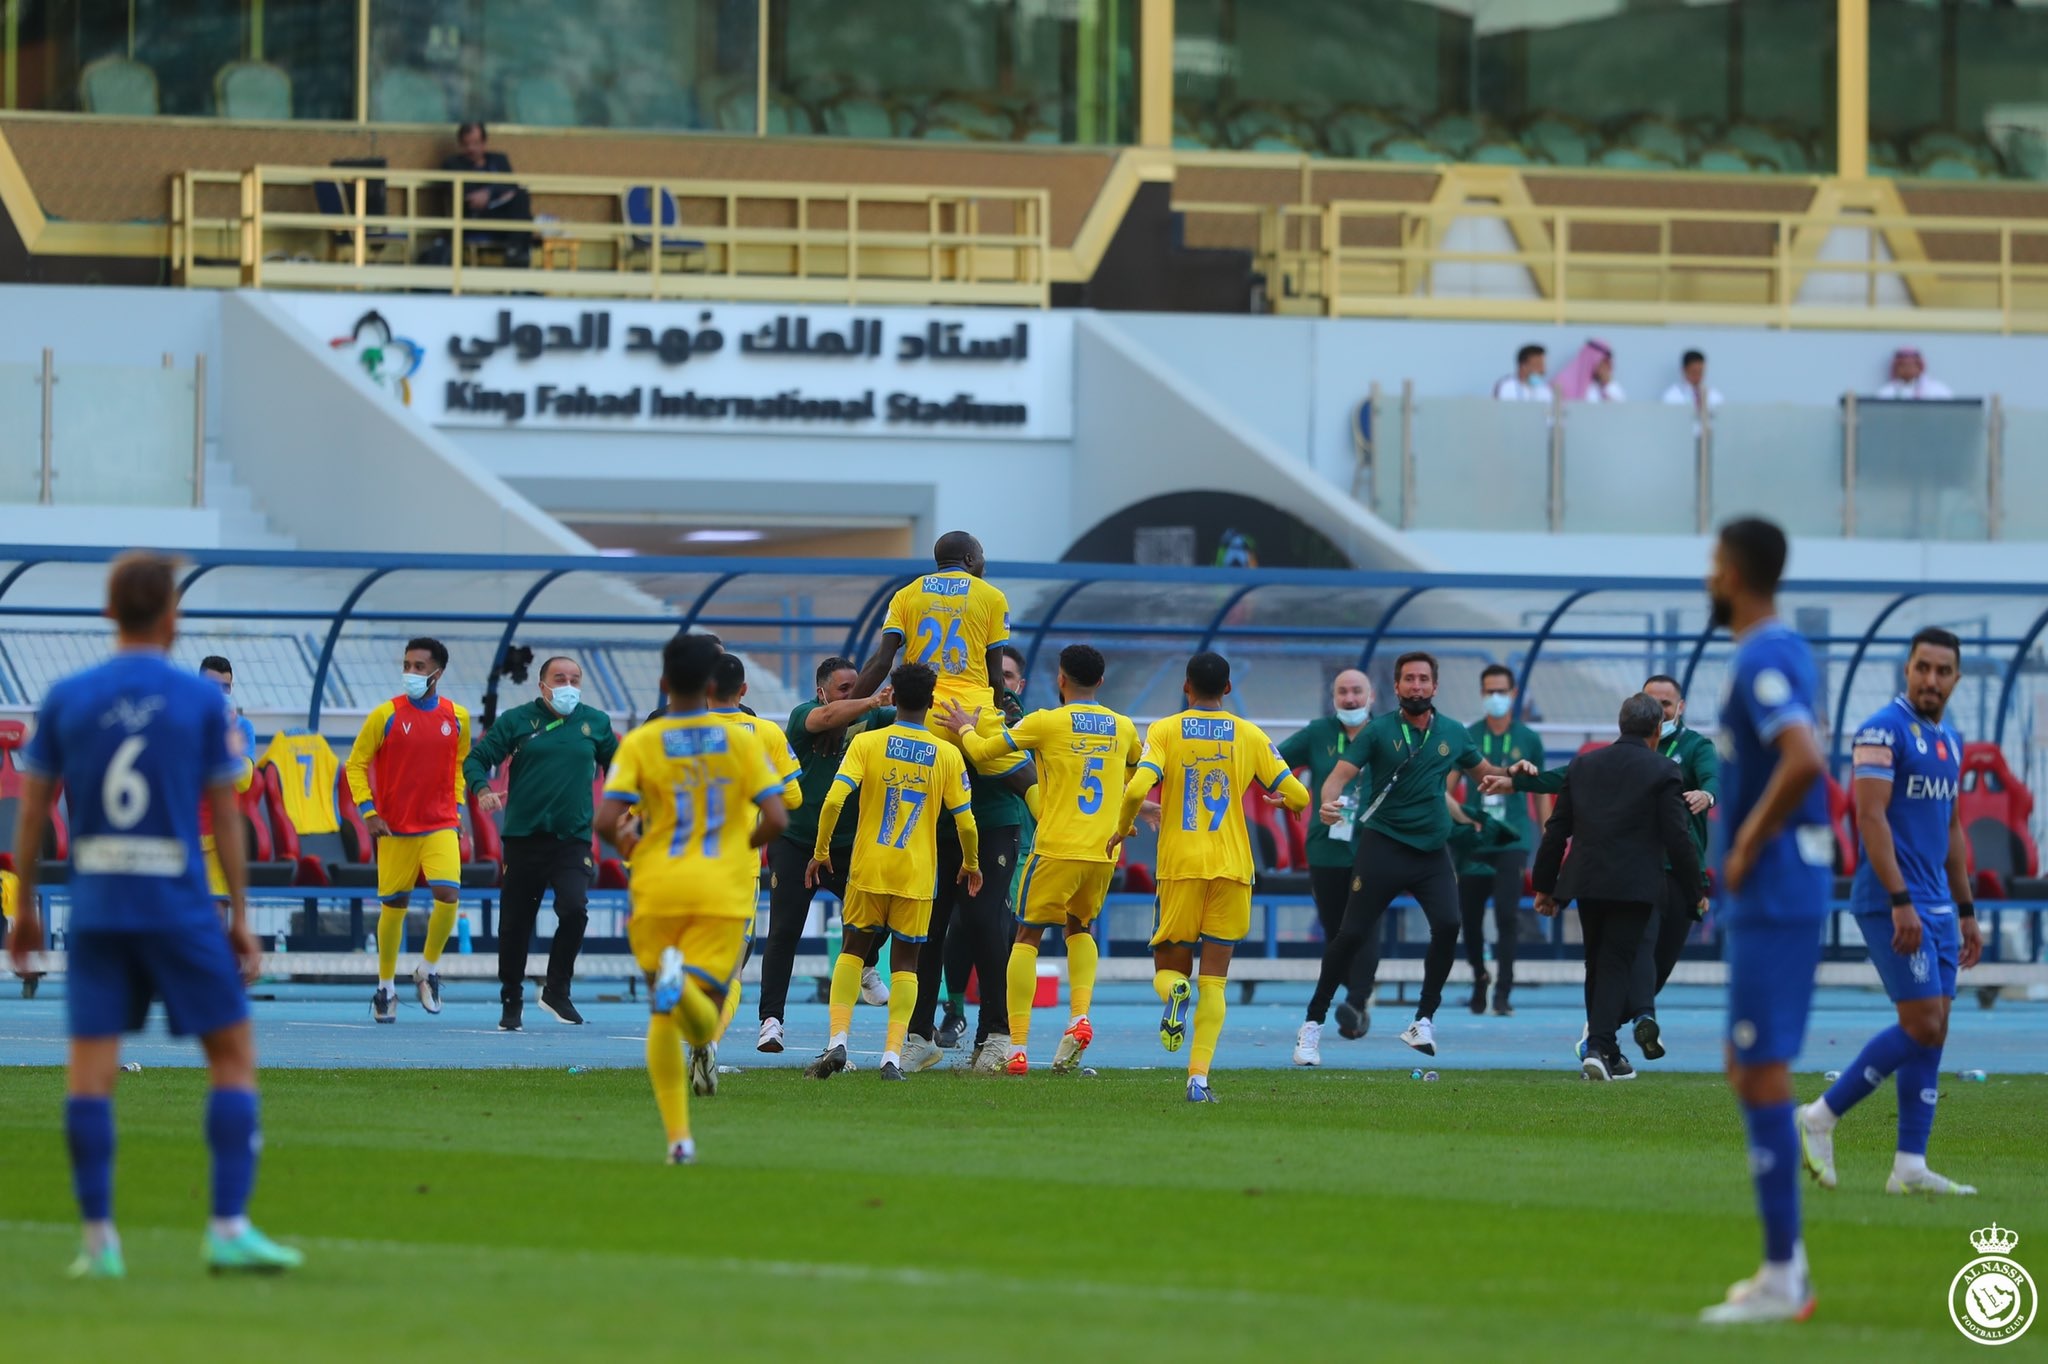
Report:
1532,693,1702,1081
441,122,532,266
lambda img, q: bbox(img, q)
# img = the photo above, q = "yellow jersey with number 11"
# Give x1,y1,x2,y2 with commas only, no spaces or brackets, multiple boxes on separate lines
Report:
604,712,783,919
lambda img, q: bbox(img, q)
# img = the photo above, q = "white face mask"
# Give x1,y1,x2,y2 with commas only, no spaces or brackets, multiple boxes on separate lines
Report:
1660,717,1679,739
1483,693,1513,719
1334,705,1370,727
547,685,581,715
402,672,434,701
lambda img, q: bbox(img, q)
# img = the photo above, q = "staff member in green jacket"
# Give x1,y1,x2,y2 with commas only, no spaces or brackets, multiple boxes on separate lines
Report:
1459,664,1550,1018
1278,668,1375,1054
466,655,618,1032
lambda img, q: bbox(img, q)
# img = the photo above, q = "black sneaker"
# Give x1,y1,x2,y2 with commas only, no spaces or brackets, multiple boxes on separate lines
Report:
1633,1014,1664,1061
1607,1053,1638,1081
935,1005,968,1050
1469,969,1491,1015
879,1060,905,1082
21,974,40,999
539,988,584,1026
498,1000,522,1032
805,1043,848,1079
1334,999,1369,1040
1492,989,1514,1017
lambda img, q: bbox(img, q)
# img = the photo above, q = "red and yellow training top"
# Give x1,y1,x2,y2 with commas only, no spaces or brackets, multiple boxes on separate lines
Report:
345,695,472,835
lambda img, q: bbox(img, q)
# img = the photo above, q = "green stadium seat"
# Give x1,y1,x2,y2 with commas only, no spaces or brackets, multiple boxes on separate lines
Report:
1694,146,1763,174
215,60,291,120
819,93,903,139
603,68,698,131
1612,114,1689,165
1595,145,1678,171
79,55,159,116
1917,151,1991,181
1373,135,1447,164
371,67,452,124
1468,139,1538,166
508,73,578,127
1521,113,1595,167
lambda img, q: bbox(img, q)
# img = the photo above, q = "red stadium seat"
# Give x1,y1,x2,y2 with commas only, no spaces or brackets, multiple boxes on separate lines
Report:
591,776,627,887
0,719,26,756
1823,774,1858,875
1959,741,2038,887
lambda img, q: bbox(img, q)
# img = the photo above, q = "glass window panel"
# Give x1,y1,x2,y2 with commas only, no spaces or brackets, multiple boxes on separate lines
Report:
1408,398,1551,531
0,365,41,503
1709,403,1844,537
2000,408,2048,541
50,364,195,507
1854,400,1989,541
1872,0,2048,181
777,0,1134,146
1559,402,1698,534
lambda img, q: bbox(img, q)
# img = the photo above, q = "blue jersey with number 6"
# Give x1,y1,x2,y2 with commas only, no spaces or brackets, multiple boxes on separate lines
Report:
19,650,239,932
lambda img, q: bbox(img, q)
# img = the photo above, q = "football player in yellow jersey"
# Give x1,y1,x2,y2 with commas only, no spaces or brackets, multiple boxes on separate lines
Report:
596,635,787,1166
692,652,804,1094
853,531,1039,808
939,643,1136,1075
1114,652,1310,1103
804,663,981,1082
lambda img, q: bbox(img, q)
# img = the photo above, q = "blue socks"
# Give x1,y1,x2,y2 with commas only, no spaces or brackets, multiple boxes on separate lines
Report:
1819,1023,1918,1118
206,1089,261,1221
65,1096,115,1222
1895,1040,1942,1158
1743,1101,1802,1264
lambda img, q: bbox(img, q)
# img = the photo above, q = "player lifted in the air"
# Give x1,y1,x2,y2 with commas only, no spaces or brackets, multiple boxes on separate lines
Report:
939,643,1138,1075
597,634,787,1165
1700,518,1831,1326
1798,626,1982,1197
345,637,471,1023
1114,653,1310,1103
7,552,301,1277
806,663,980,1082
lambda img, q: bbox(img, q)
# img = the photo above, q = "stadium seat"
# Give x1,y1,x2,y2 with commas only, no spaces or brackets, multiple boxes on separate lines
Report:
1521,113,1595,167
1612,114,1690,166
214,60,292,120
1823,774,1858,875
620,187,708,269
590,776,627,887
1327,106,1405,159
1959,742,2039,885
370,66,452,124
1594,146,1678,171
79,55,159,115
454,811,500,889
1373,135,1448,164
818,92,905,139
508,72,579,127
602,67,699,130
237,774,297,887
314,168,411,261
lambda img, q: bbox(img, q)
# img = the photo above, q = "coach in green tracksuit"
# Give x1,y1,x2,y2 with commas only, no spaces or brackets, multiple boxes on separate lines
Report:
1277,669,1374,1012
1459,665,1549,1017
465,654,618,1032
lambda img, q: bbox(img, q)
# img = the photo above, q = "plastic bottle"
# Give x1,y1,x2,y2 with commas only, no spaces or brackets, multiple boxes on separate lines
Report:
1961,1069,1988,1082
456,911,473,954
1329,792,1359,843
1423,1070,1439,1082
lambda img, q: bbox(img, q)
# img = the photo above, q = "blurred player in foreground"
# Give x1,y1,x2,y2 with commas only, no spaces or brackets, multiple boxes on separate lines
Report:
597,635,786,1164
805,663,980,1082
9,551,300,1276
1116,653,1309,1102
1798,627,1982,1197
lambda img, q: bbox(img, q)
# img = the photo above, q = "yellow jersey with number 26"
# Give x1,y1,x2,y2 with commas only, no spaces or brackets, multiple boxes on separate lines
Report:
604,711,783,919
883,569,1010,713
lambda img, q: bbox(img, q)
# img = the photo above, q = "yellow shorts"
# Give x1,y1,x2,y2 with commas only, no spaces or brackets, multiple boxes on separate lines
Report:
202,835,227,898
842,888,934,943
925,705,1030,778
1151,878,1253,947
1017,854,1115,927
628,914,748,995
377,827,461,903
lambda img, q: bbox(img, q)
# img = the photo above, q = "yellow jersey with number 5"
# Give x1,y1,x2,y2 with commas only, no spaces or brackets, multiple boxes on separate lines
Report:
835,723,972,899
1136,710,1295,885
997,703,1140,863
604,711,783,918
883,569,1010,712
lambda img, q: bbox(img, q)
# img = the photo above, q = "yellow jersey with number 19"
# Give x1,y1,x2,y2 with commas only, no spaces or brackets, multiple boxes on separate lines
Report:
977,703,1139,863
832,723,972,899
1134,710,1300,885
882,569,1010,713
604,711,783,919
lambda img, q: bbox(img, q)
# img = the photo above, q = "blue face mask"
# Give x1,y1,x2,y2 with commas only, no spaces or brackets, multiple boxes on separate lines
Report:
547,685,581,716
1334,705,1371,727
402,672,434,702
1483,693,1513,719
1660,718,1678,739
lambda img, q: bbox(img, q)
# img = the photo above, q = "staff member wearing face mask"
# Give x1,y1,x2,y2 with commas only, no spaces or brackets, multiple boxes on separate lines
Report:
1458,665,1549,1018
464,654,618,1031
1278,669,1375,1060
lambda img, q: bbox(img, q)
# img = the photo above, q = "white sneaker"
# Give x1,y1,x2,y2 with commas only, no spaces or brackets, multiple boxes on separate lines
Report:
1293,1020,1323,1067
1886,1167,1977,1196
689,1042,718,1097
652,946,686,1015
1699,1270,1815,1324
1399,1017,1436,1057
972,1034,1011,1074
900,1034,943,1073
1581,1052,1611,1082
860,967,890,1006
1797,1102,1837,1190
756,1018,784,1053
1575,1020,1591,1063
666,1138,696,1166
412,962,442,1015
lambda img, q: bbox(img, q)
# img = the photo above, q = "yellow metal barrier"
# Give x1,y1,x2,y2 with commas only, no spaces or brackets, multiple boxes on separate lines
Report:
170,165,1050,308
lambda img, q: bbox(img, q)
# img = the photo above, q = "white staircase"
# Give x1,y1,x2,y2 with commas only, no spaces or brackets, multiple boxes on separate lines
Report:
203,452,296,549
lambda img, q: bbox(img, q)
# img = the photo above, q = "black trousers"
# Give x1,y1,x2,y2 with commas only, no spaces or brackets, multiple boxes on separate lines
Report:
1624,872,1699,1021
497,834,591,1004
1579,898,1654,1057
1459,850,1527,998
1308,830,1459,1023
1309,862,1370,1007
756,838,882,1024
911,824,1021,1044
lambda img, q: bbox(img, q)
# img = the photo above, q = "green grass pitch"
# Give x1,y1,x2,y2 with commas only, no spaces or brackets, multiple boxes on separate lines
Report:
2,1067,2040,1361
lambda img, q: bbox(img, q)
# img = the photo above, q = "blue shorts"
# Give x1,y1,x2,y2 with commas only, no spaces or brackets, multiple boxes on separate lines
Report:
1721,844,1830,1065
1857,909,1960,1003
68,928,250,1040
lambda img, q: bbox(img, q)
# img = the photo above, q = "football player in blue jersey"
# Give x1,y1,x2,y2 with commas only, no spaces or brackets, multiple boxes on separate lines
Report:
1798,626,1982,1197
7,552,301,1279
1699,519,1831,1326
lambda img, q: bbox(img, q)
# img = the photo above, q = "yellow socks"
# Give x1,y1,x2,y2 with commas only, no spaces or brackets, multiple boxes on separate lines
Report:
1154,968,1187,1005
1006,942,1038,1048
422,899,458,966
884,970,918,1056
376,903,407,982
829,951,861,1042
1065,930,1098,1021
1191,975,1227,1078
646,1012,690,1143
715,979,743,1042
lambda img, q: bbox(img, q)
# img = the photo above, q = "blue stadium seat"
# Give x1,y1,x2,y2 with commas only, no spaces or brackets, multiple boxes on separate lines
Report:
620,187,707,263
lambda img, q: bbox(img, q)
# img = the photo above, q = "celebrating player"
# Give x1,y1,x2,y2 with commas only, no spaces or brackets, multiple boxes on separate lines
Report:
1115,653,1310,1103
8,552,301,1276
939,643,1138,1075
1699,518,1831,1326
346,638,472,1023
1798,627,1982,1196
596,634,787,1165
805,663,980,1082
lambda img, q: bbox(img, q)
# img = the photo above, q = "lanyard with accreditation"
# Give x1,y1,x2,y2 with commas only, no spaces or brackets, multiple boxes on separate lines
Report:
1358,719,1433,825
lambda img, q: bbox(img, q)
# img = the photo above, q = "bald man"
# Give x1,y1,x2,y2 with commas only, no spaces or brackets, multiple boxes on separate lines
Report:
1278,670,1375,1062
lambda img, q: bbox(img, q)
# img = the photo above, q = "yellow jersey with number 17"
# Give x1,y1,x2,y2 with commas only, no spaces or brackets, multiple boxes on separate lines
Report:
604,711,783,919
882,569,1010,713
834,723,972,899
980,703,1139,863
1135,710,1299,885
